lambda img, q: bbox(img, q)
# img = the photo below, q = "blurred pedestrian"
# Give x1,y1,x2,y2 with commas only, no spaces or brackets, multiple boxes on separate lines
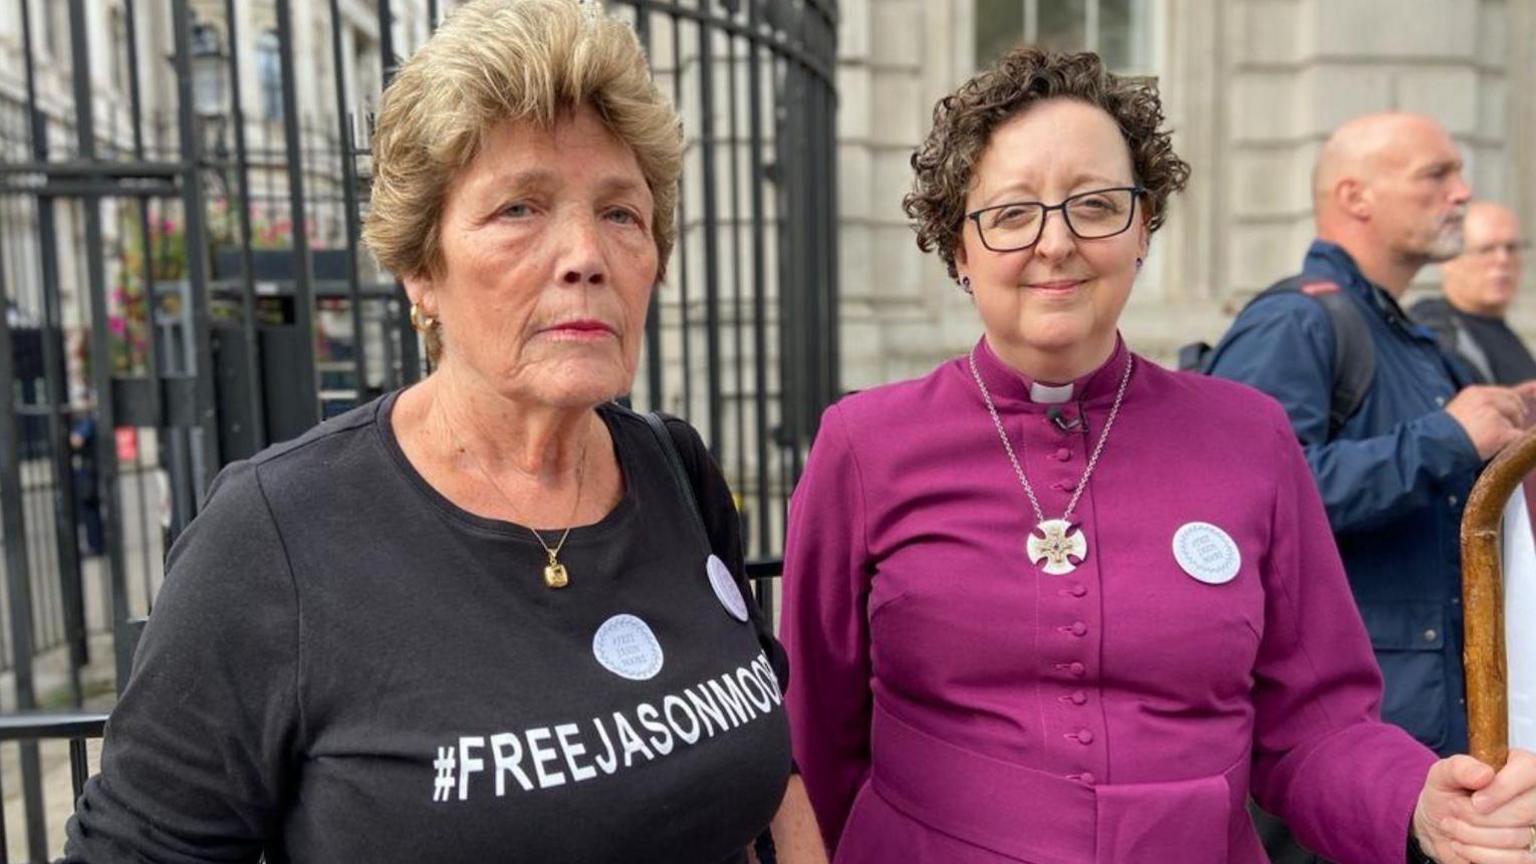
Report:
1206,112,1536,862
1412,201,1535,385
69,410,103,557
1207,113,1534,757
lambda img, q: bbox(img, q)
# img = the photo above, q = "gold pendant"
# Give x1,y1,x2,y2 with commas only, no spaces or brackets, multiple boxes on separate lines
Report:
543,559,569,589
1026,518,1087,575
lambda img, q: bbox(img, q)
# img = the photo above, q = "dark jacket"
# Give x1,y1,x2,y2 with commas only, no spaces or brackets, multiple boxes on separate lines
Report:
1206,239,1481,755
1410,296,1536,387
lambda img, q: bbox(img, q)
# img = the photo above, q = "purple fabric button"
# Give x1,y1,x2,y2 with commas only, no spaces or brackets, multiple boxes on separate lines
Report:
1054,448,1072,461
1069,662,1086,677
1076,729,1094,744
1070,690,1088,705
1062,584,1087,598
1070,621,1087,637
1077,772,1096,785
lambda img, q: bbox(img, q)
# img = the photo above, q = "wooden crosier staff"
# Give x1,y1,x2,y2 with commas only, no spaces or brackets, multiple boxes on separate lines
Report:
1459,429,1536,770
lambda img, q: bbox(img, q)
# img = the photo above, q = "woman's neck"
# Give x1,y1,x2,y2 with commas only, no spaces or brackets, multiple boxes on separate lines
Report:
408,365,595,483
987,333,1116,386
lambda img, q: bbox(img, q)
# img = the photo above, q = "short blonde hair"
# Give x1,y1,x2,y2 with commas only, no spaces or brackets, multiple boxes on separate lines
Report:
363,0,682,284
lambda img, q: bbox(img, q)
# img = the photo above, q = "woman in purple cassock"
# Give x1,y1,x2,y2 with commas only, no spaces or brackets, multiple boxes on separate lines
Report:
781,47,1536,864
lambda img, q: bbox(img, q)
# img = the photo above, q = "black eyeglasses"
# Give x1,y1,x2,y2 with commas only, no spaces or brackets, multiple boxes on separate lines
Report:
966,186,1146,253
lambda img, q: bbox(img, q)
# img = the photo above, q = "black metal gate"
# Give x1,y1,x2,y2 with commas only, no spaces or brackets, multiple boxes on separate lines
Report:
0,0,837,858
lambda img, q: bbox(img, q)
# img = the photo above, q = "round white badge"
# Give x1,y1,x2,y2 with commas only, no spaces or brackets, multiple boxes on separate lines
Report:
706,554,751,623
592,614,664,681
1172,522,1242,585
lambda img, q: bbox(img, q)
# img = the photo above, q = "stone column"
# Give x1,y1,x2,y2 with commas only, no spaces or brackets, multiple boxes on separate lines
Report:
1507,0,1536,323
1154,0,1228,309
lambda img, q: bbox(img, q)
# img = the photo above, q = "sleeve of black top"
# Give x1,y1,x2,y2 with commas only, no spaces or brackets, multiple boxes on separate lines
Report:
1406,829,1438,864
660,415,790,697
61,461,300,863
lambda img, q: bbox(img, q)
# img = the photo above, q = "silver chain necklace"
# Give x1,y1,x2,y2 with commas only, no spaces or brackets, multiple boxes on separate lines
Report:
967,346,1134,575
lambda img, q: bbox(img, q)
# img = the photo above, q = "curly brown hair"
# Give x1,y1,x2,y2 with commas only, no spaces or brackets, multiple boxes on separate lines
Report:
904,47,1190,280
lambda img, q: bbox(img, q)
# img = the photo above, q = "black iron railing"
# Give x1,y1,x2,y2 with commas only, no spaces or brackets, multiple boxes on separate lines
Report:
0,712,107,864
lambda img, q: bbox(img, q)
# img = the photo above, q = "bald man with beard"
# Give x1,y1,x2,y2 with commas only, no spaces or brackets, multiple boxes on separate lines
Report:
1413,202,1536,386
1207,114,1536,861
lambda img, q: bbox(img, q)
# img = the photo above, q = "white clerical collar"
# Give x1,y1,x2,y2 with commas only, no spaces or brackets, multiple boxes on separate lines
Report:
1029,382,1075,404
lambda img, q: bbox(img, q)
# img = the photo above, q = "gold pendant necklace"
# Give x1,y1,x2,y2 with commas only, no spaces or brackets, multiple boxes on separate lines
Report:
441,401,589,589
967,347,1134,575
527,450,586,588
533,525,576,589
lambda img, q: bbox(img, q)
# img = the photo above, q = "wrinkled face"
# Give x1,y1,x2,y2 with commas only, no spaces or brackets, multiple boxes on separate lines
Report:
1368,121,1470,264
954,98,1148,375
406,105,658,408
1443,205,1524,316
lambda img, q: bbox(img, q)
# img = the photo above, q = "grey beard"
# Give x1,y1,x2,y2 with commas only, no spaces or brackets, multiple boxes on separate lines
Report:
1423,226,1465,263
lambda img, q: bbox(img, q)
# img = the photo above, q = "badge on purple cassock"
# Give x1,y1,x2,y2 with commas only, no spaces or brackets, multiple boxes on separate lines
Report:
1172,522,1241,585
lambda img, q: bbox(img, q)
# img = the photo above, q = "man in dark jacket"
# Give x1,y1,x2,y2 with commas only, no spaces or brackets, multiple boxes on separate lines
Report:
1411,201,1535,386
1208,112,1530,757
1206,112,1536,864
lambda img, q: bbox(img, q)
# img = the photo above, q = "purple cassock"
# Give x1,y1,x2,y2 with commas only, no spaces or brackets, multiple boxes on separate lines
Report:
782,336,1438,864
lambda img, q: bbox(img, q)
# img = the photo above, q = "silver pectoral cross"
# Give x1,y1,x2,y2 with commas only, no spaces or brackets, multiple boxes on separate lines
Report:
1026,518,1087,575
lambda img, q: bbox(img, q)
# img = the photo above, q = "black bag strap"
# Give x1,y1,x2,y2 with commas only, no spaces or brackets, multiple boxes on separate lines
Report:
639,410,711,549
1176,340,1212,373
1249,274,1375,436
638,409,781,863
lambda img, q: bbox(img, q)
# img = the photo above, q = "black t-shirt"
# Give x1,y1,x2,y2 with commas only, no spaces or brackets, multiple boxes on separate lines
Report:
63,393,792,863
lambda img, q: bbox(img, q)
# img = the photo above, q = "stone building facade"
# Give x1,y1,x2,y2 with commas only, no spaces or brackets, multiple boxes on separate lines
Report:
834,0,1536,389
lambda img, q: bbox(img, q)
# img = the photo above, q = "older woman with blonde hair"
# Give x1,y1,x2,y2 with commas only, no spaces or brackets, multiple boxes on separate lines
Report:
782,46,1536,864
64,1,821,861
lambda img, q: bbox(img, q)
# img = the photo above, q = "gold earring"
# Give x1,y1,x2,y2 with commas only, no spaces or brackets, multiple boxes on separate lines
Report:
409,304,438,332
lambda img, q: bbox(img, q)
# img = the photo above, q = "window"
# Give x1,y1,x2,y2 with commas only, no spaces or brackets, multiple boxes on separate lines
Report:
255,30,284,122
974,0,1152,72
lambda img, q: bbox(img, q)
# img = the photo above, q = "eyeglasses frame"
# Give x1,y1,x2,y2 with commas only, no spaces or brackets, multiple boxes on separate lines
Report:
966,185,1148,254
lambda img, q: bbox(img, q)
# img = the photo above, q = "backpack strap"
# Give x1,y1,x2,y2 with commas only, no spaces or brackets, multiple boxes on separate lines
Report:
637,408,783,863
1176,340,1212,373
638,410,711,549
1251,275,1375,435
